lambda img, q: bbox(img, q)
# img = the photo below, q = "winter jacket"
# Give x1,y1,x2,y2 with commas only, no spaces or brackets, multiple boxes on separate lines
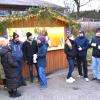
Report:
10,40,23,61
91,36,100,58
0,47,21,89
22,39,38,64
75,36,89,57
37,42,48,68
64,39,77,59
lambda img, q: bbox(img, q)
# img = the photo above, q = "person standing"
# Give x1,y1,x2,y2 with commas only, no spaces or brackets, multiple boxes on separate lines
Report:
37,35,49,89
64,34,76,83
0,38,21,98
10,32,26,86
75,29,89,82
91,27,100,81
22,32,39,83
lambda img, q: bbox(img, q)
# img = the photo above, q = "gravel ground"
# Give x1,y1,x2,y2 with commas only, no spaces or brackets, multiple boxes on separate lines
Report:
0,66,100,100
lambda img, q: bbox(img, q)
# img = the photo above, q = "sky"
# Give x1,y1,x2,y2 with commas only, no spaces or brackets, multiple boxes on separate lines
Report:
44,0,100,11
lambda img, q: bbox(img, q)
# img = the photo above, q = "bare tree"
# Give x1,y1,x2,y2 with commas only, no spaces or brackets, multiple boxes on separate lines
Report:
64,0,92,19
73,0,92,19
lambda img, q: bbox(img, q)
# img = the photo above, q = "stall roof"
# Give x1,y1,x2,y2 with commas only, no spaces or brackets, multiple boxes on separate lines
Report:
0,0,63,9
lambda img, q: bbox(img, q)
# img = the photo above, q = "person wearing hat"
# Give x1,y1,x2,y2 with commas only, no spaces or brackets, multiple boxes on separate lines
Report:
10,32,26,86
64,34,77,83
75,29,89,82
37,35,49,89
91,27,100,81
0,37,21,98
22,32,39,83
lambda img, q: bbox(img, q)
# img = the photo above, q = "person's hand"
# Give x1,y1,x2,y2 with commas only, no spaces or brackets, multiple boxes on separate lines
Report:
98,45,100,49
78,47,82,51
25,60,28,64
91,43,96,47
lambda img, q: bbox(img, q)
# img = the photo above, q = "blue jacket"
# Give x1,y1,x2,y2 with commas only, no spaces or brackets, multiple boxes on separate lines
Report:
10,40,23,61
37,42,48,68
75,36,89,56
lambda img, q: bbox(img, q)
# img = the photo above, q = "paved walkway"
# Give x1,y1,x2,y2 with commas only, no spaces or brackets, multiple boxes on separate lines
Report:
0,67,100,100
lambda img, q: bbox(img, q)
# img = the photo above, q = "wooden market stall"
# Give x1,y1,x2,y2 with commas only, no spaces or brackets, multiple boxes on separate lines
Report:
0,14,74,80
6,16,69,78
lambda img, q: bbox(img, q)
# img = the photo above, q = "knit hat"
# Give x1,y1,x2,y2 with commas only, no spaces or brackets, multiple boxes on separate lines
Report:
26,32,32,38
96,27,100,33
79,28,85,34
13,32,19,39
37,35,45,43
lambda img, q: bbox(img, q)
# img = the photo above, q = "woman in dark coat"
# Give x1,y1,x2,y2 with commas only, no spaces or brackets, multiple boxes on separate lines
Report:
0,38,21,98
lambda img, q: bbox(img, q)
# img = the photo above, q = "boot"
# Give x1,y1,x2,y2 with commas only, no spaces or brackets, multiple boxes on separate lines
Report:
21,81,27,86
8,89,21,98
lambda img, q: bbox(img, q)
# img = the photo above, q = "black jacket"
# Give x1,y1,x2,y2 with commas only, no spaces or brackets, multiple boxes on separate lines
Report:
64,40,77,59
75,36,89,57
0,47,20,89
91,36,100,58
22,39,38,64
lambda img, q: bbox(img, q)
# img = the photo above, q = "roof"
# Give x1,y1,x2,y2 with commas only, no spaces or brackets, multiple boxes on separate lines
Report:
0,0,63,8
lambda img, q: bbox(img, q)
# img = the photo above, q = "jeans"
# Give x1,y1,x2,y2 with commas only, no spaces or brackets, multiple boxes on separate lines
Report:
39,67,47,87
77,55,88,78
29,65,34,81
92,57,100,79
67,58,75,79
17,60,25,84
29,64,40,82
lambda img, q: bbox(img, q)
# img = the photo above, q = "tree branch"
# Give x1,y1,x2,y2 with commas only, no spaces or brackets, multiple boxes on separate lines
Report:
74,0,79,6
80,0,92,7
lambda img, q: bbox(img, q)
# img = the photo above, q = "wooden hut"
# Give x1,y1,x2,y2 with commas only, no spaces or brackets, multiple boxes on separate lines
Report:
6,15,69,78
0,0,72,79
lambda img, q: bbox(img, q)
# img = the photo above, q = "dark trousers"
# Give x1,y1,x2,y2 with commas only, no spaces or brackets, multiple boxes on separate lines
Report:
77,56,88,78
17,60,25,84
29,64,40,82
67,58,75,79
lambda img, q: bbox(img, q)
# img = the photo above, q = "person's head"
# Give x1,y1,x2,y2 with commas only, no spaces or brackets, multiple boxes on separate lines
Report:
96,27,100,37
78,29,85,37
0,37,9,47
96,27,100,33
67,34,75,41
13,32,19,42
26,32,33,41
42,31,48,36
37,35,45,44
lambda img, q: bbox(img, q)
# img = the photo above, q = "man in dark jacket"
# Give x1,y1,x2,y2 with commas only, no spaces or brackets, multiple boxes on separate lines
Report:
0,38,21,98
75,29,89,82
10,32,26,86
91,27,100,81
64,34,77,83
22,32,39,82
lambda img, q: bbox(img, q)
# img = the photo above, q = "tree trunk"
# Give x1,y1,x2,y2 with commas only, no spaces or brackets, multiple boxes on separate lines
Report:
76,5,80,19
